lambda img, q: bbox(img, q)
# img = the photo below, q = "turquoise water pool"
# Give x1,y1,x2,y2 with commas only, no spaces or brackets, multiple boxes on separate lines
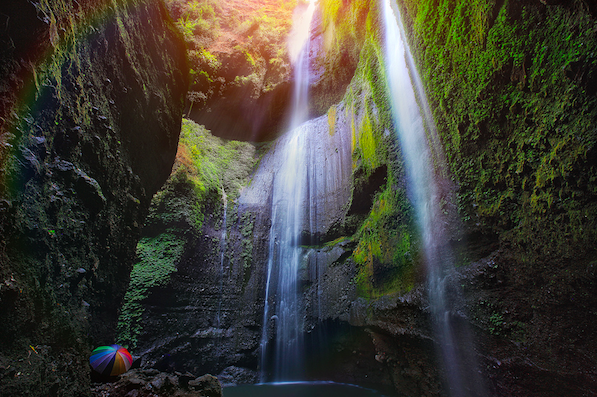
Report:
223,381,389,397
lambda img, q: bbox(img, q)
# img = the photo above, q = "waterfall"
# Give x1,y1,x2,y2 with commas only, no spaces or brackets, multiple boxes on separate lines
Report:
287,0,317,130
260,127,307,381
381,0,487,395
216,190,227,329
213,190,227,371
259,0,317,382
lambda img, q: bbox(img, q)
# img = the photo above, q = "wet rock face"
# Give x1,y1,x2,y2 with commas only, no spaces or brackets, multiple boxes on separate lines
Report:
129,199,270,380
188,81,292,142
449,251,597,397
0,0,187,395
345,292,444,396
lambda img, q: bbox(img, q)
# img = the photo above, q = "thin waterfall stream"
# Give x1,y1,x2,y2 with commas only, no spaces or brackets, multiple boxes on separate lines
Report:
217,189,228,330
381,0,487,395
215,190,227,369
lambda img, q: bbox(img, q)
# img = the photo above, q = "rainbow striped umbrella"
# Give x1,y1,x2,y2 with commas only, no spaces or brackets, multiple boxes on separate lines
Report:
89,345,133,376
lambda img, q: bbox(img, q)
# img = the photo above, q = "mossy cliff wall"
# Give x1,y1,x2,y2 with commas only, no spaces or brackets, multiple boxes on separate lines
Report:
115,120,261,379
395,0,597,394
0,0,188,395
398,0,597,262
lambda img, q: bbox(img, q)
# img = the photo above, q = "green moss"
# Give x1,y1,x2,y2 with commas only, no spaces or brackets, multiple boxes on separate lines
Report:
117,232,185,349
324,236,351,247
319,1,419,298
147,119,255,229
399,0,597,262
327,105,337,136
344,31,395,172
357,111,381,170
321,0,342,28
352,186,417,297
172,0,221,42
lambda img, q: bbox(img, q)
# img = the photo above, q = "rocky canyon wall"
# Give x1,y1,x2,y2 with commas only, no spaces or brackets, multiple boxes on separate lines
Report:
113,0,597,396
0,0,188,395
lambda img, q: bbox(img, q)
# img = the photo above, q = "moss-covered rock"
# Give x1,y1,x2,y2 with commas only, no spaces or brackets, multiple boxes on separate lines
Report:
396,0,597,394
399,0,597,263
321,0,420,298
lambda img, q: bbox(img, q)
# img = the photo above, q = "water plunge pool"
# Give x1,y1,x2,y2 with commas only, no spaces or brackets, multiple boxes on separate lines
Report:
223,381,389,397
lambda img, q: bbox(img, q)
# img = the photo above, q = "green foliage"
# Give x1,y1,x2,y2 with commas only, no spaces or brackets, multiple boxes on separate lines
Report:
117,233,185,349
168,0,296,106
146,118,255,233
144,119,255,234
475,299,525,340
400,0,597,262
178,119,256,202
488,312,504,336
170,0,221,43
230,6,297,94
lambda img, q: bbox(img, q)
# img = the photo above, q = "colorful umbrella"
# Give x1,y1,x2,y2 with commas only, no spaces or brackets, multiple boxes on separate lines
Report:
89,345,133,376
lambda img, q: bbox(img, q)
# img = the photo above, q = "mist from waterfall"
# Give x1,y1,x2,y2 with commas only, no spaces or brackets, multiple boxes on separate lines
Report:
381,0,487,395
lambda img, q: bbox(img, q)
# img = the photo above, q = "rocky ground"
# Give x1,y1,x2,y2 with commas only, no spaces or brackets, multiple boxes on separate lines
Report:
91,369,222,397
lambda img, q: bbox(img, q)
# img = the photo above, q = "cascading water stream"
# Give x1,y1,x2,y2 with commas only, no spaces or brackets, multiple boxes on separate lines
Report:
214,190,227,369
381,0,486,396
216,189,227,329
259,0,317,382
287,0,316,129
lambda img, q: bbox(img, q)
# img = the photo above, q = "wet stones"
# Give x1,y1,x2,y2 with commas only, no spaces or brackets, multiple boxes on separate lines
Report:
91,369,223,397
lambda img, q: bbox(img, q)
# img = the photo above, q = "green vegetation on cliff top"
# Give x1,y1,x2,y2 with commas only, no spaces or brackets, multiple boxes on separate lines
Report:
146,119,256,232
167,0,297,110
